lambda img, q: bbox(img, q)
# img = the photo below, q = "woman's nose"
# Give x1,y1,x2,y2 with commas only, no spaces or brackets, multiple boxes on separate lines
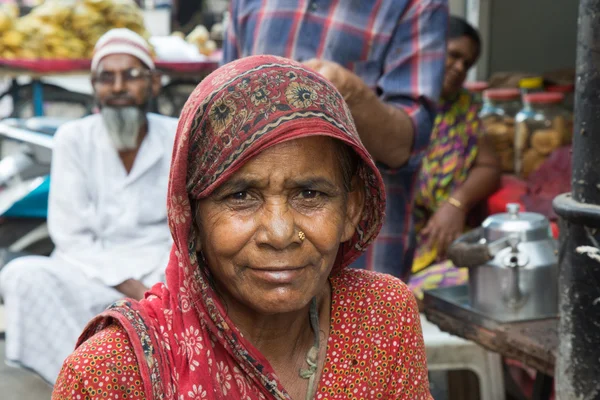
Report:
456,60,468,73
256,201,297,250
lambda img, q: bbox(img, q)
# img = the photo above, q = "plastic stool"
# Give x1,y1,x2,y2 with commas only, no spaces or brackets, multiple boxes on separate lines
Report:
421,314,505,400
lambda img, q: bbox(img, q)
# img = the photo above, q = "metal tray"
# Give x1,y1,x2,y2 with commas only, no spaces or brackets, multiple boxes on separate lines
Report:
423,285,558,327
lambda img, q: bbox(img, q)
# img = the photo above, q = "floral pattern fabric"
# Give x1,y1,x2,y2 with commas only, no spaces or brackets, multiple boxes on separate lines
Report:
54,270,431,399
54,55,430,399
53,324,146,399
413,89,481,271
408,261,469,300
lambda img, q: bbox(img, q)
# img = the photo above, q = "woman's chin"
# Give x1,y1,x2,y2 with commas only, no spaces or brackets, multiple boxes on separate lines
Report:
443,77,464,98
241,287,317,316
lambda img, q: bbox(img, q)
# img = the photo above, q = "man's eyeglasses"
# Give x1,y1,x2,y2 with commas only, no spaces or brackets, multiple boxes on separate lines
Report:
92,68,152,86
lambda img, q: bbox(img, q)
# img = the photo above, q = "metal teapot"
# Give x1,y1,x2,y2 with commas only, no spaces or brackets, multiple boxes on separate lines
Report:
449,204,558,321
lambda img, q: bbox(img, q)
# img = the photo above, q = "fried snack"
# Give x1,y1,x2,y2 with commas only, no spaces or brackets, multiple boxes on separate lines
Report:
481,115,502,129
29,0,72,26
83,0,114,12
491,141,513,153
71,3,105,35
522,148,547,178
553,115,573,145
484,122,509,136
199,39,217,56
483,115,517,160
0,4,17,33
2,30,25,48
187,25,210,46
505,124,516,143
0,0,150,59
499,149,515,172
531,128,562,156
186,25,218,56
1,3,18,19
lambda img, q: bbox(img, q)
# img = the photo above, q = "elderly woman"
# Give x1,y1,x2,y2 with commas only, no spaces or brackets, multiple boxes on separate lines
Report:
53,55,431,399
409,16,501,298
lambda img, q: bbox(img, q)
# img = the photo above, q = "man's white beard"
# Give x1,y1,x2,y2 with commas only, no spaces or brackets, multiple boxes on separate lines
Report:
101,106,146,151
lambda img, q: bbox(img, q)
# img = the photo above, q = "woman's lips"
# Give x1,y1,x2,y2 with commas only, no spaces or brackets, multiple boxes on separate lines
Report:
446,71,463,86
247,266,307,284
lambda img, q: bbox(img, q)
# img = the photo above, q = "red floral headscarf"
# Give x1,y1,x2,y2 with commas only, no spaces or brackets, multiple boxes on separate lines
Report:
80,55,385,399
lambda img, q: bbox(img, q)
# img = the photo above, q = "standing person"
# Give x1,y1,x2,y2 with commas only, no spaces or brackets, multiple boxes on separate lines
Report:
222,0,448,280
0,28,177,384
409,16,501,299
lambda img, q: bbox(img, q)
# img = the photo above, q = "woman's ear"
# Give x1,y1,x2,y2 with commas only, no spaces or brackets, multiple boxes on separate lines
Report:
341,175,365,242
191,201,204,252
194,228,203,252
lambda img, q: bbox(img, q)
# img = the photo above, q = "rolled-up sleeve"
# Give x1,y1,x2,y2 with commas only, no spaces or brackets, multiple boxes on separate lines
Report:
378,0,448,168
221,0,240,65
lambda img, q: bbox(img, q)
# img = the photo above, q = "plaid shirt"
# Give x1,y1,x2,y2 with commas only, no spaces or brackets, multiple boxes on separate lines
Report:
222,0,447,280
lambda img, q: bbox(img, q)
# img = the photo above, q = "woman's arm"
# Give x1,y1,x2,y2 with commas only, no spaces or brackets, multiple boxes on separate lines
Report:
422,136,501,256
449,136,502,212
53,325,145,399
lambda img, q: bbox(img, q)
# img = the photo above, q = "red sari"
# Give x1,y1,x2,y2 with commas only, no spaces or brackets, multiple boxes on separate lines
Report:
53,55,432,399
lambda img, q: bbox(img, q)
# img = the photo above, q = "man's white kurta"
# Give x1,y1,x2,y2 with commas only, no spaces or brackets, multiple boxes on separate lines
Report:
0,113,178,384
48,113,177,285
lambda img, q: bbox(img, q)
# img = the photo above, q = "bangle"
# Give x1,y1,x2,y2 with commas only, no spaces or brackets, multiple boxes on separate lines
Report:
447,196,465,211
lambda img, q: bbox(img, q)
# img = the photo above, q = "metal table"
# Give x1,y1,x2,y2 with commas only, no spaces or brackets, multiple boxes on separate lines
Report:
422,286,557,400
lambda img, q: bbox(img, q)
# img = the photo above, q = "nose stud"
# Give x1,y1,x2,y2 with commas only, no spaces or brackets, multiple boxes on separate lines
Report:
298,231,306,242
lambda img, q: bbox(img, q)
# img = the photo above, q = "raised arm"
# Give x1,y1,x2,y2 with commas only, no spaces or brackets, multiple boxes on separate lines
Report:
305,0,448,169
221,0,240,64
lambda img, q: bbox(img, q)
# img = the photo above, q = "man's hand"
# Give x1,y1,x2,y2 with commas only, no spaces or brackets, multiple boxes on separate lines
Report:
422,202,467,259
114,279,149,301
303,59,368,106
303,58,414,168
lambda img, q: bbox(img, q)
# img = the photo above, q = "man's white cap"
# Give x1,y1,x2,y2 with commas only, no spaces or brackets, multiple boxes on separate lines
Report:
91,28,155,72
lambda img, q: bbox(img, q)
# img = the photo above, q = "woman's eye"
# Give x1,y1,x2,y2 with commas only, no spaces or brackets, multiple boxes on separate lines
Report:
229,191,249,201
448,51,461,60
299,190,320,199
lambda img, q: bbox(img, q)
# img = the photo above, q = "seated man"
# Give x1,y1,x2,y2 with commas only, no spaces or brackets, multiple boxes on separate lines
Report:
0,28,178,384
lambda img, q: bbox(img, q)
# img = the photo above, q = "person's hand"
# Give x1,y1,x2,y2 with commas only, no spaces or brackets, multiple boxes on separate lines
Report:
421,202,467,259
114,279,149,301
303,59,368,106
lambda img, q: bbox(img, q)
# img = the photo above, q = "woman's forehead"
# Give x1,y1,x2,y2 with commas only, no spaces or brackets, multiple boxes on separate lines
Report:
221,136,344,186
449,36,480,58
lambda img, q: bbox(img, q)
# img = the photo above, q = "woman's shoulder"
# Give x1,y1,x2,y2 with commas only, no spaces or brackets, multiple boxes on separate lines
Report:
331,268,419,316
323,269,430,398
53,324,145,399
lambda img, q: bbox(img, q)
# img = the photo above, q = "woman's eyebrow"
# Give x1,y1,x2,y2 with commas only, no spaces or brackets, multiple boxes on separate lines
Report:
212,178,261,196
287,177,340,192
212,176,341,196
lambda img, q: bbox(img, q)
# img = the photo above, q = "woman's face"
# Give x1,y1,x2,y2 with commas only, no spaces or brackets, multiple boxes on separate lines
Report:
195,136,364,316
443,35,480,98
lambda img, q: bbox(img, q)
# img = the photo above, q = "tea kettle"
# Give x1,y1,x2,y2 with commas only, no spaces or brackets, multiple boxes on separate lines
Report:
448,204,558,320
